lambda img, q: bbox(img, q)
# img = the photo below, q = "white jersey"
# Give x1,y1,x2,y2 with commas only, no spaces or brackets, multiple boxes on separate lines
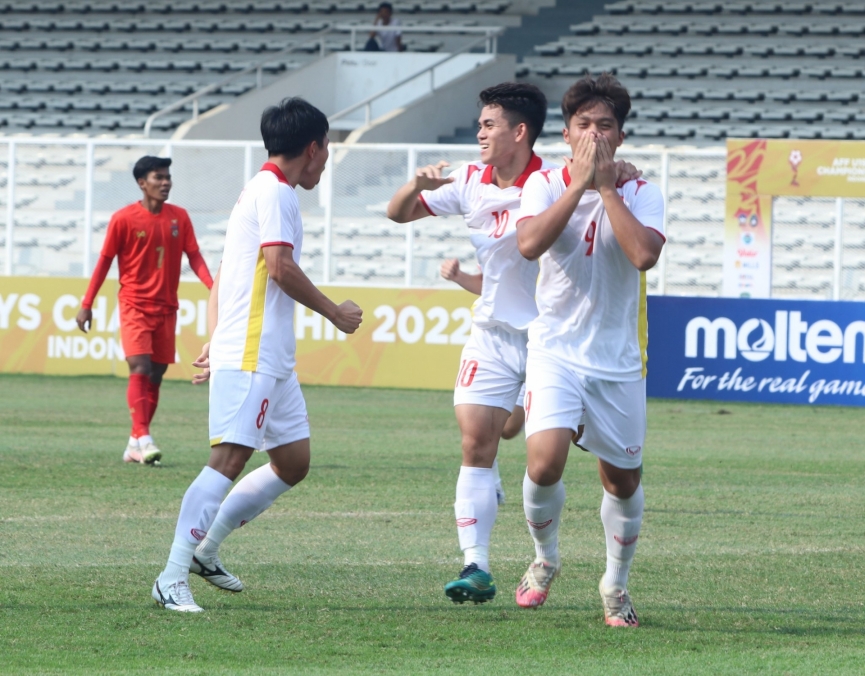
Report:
519,169,665,381
419,154,555,333
210,163,304,379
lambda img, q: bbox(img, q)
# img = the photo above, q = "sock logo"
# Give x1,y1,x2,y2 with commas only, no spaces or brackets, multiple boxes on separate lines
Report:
456,518,477,527
614,534,639,546
527,518,553,530
190,528,207,541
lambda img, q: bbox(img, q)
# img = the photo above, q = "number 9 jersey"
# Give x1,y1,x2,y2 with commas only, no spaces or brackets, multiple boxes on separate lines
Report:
419,154,557,334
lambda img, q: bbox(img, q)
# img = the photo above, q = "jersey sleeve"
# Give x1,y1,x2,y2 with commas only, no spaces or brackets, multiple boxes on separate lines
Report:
626,180,666,240
257,179,300,248
419,164,468,217
180,209,201,253
516,170,556,222
99,213,123,258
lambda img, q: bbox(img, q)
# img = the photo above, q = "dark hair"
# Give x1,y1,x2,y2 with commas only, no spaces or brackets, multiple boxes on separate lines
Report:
260,97,329,159
378,2,393,11
478,82,547,147
133,155,171,181
561,72,630,131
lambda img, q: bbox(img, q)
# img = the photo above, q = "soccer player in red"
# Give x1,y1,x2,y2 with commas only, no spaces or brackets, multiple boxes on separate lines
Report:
76,156,213,465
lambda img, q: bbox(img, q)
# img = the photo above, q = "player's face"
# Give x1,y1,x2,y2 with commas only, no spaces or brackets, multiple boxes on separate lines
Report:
477,104,523,167
139,169,171,202
298,135,330,190
563,102,625,155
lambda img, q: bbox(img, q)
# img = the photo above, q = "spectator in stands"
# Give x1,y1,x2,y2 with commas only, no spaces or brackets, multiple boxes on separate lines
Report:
365,2,403,52
76,156,213,467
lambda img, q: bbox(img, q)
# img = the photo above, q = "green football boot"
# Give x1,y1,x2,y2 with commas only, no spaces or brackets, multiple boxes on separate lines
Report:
444,563,496,604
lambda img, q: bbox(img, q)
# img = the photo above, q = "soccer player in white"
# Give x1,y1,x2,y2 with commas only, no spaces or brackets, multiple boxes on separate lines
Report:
515,74,665,627
388,83,553,604
387,83,639,604
152,98,363,612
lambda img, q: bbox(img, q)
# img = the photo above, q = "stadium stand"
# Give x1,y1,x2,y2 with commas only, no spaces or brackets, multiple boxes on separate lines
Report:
517,1,865,144
0,1,547,136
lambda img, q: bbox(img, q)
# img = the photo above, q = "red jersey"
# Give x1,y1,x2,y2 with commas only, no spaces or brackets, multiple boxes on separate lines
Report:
100,202,202,313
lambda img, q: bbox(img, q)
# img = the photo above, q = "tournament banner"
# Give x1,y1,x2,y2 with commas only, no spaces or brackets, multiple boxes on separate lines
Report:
724,138,865,299
0,277,474,389
647,295,865,407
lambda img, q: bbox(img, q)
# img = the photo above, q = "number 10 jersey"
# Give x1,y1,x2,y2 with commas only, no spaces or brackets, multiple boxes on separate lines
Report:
419,154,555,334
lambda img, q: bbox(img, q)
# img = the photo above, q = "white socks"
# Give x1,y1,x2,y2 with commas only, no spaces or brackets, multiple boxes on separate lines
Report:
522,472,565,565
162,466,233,582
454,466,498,573
600,484,644,591
197,463,292,558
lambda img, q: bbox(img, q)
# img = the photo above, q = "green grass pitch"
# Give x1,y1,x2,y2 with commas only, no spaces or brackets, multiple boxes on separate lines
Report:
2,373,865,675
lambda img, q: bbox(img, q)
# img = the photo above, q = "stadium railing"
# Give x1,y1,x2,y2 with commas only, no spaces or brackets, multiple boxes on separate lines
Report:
1,137,862,301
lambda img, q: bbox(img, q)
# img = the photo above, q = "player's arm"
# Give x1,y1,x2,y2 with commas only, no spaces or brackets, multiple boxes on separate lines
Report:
263,245,362,333
386,161,454,223
440,258,482,295
517,133,596,261
192,263,220,385
76,216,120,333
595,136,664,271
182,216,214,289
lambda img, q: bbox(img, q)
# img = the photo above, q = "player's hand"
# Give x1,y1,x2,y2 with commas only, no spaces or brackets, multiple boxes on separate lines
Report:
440,258,460,281
332,300,363,334
563,132,596,191
413,161,454,192
614,159,642,187
593,135,618,191
191,342,211,385
76,307,92,333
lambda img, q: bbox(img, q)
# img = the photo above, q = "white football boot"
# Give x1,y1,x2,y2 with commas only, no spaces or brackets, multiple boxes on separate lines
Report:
152,578,203,613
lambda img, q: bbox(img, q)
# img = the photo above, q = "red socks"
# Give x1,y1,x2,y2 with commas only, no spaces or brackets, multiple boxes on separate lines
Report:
147,379,161,425
127,374,151,438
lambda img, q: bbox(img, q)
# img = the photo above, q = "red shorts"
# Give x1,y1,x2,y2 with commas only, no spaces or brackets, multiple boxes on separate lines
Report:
119,304,177,364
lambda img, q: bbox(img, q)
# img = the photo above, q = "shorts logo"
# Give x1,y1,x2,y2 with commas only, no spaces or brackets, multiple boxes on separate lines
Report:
190,528,207,541
626,445,642,456
614,534,639,546
527,518,553,530
456,518,477,527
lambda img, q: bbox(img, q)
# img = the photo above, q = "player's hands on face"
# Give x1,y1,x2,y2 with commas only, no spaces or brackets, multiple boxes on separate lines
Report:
593,134,618,191
191,342,210,385
333,300,363,334
414,161,454,192
76,307,92,333
440,258,460,281
614,159,642,187
563,131,596,191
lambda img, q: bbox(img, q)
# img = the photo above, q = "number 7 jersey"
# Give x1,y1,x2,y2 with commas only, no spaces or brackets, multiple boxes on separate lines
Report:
419,154,556,333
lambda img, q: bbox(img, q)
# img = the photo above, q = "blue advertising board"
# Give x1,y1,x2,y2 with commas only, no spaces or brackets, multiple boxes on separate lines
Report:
646,296,865,407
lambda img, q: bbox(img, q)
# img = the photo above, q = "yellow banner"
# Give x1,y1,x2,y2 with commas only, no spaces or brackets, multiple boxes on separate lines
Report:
724,138,865,298
0,278,474,390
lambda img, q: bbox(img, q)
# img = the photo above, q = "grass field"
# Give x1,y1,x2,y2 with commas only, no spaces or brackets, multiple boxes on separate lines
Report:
2,373,865,674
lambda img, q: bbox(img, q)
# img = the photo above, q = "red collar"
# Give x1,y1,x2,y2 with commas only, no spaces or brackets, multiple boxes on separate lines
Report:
480,153,543,188
563,166,571,187
261,162,290,185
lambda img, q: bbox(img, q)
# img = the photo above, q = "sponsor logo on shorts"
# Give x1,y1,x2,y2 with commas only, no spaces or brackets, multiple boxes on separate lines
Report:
527,518,553,530
456,518,477,527
626,445,642,456
190,528,207,541
614,534,639,546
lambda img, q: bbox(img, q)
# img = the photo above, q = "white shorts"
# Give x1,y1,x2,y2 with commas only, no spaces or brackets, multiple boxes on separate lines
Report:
453,325,527,412
524,350,646,470
516,382,526,409
209,370,310,452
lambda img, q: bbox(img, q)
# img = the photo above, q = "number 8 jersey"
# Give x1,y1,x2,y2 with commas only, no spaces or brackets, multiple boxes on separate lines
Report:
419,154,556,333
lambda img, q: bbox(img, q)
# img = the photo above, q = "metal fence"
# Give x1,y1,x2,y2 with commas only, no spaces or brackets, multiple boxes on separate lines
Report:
2,137,863,300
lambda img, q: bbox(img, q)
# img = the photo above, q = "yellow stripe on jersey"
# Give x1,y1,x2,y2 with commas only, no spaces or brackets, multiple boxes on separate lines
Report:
638,271,649,378
241,249,269,371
